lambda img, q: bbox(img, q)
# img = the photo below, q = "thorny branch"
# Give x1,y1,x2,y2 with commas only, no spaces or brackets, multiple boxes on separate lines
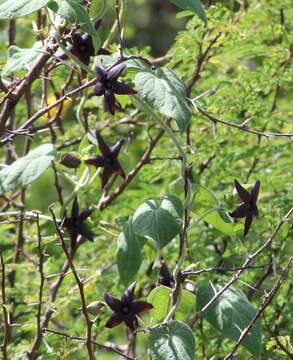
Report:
223,258,292,360
190,207,293,326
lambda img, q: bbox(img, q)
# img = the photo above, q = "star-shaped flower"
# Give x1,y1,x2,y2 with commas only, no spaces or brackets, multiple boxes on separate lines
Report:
230,179,260,237
62,197,95,249
93,64,136,115
104,282,153,331
85,130,126,189
68,33,95,67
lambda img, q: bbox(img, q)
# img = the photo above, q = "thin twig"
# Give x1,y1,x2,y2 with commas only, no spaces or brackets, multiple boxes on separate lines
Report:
49,207,94,360
1,252,10,360
190,207,293,326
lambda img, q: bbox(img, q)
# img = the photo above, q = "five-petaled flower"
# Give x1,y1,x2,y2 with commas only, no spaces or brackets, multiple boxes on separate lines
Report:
230,179,260,237
85,130,126,189
104,282,153,331
93,63,136,115
62,197,95,249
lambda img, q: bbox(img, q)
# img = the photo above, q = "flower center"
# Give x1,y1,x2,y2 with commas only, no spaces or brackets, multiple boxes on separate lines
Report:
121,306,129,314
105,81,113,89
79,44,86,53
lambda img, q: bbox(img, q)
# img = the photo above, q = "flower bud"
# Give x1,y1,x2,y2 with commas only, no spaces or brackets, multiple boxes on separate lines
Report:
60,153,81,169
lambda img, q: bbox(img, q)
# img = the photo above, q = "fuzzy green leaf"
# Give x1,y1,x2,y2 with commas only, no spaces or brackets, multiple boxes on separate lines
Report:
197,284,262,355
0,144,57,195
149,320,195,360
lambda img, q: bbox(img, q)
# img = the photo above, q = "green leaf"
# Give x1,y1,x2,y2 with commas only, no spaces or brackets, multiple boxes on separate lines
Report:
147,286,172,323
135,67,192,132
2,42,43,78
0,144,57,195
49,0,97,38
117,220,144,285
132,195,183,248
0,0,51,19
192,186,242,236
149,320,195,360
176,290,196,321
197,284,262,355
169,0,206,22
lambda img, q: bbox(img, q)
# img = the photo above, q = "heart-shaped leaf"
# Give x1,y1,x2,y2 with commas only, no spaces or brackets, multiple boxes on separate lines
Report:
135,67,192,132
197,283,262,355
149,320,195,360
132,195,183,248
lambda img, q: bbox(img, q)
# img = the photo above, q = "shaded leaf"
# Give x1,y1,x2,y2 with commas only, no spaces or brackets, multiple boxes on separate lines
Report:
197,283,262,355
2,42,43,78
169,0,206,22
0,0,50,19
117,220,144,285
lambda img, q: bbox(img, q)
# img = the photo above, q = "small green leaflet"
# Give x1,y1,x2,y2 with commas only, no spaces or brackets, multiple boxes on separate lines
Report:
169,0,206,22
197,283,262,355
149,320,195,360
0,144,57,195
49,0,98,40
2,42,43,78
135,67,192,133
132,195,183,248
117,219,144,285
0,0,51,19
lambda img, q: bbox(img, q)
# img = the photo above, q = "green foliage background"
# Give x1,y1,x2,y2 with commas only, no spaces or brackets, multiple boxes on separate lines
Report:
0,0,292,359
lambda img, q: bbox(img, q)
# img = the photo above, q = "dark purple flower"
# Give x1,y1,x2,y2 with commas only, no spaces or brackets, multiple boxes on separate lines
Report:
230,179,260,237
93,64,136,115
85,130,126,189
104,282,153,331
68,33,95,67
62,197,95,249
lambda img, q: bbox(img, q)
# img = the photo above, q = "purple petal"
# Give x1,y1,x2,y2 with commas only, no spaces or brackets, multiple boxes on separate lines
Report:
234,180,250,204
85,156,107,168
121,282,136,305
82,34,95,56
132,301,153,315
244,212,254,237
110,139,124,157
229,204,249,218
112,81,137,95
251,180,260,203
111,160,126,179
78,222,94,242
93,82,106,96
79,208,95,222
101,167,113,188
105,313,123,328
96,66,107,82
107,63,126,82
104,91,116,115
71,197,79,219
95,131,112,156
72,33,83,46
124,315,137,331
104,294,121,312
